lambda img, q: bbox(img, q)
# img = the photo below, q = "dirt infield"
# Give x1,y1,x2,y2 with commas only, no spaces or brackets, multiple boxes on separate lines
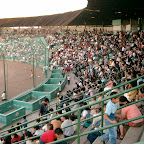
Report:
0,60,45,101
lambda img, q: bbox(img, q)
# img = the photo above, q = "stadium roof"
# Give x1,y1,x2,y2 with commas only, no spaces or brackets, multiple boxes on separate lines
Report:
0,0,144,27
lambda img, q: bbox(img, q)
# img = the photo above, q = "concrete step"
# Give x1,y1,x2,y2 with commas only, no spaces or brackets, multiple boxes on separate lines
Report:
92,136,102,144
72,124,92,144
120,125,144,144
140,131,144,142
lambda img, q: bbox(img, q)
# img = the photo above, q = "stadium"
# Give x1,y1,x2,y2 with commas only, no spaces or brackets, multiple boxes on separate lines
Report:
0,0,144,143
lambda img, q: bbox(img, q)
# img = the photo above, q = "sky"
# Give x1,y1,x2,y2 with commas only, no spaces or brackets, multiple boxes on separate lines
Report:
0,0,88,19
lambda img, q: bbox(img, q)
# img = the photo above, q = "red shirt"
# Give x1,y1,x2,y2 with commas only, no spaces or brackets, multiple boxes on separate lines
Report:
11,135,20,143
41,130,56,143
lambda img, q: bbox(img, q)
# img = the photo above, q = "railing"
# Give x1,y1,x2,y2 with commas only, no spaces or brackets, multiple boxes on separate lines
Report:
0,67,129,133
0,75,144,144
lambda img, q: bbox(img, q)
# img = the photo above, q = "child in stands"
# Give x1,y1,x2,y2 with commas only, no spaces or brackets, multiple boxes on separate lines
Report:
101,92,119,144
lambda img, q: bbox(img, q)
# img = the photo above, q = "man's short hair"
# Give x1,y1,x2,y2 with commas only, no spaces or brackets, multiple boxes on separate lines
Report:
49,108,54,112
62,115,69,119
44,98,49,102
47,124,53,130
110,92,118,99
33,126,39,130
55,128,63,135
69,115,76,121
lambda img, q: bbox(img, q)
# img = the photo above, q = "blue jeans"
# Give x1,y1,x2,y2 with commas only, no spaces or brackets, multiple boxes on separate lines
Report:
101,119,117,144
39,138,45,144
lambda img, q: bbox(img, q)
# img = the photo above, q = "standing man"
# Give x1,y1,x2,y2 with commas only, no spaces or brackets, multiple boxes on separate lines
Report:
30,70,33,78
62,69,65,78
1,91,6,101
39,98,49,117
67,75,70,85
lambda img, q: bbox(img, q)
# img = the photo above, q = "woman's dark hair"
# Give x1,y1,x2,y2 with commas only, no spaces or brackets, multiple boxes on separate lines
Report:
119,96,130,103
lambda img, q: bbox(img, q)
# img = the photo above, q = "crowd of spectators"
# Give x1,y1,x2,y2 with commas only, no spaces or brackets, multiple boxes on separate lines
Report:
0,28,144,144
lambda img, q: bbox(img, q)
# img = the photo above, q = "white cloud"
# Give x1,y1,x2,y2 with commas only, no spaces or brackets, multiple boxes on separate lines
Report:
0,0,88,18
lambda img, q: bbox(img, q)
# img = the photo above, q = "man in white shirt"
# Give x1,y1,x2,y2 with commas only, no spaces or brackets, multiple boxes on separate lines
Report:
61,115,74,137
33,126,44,136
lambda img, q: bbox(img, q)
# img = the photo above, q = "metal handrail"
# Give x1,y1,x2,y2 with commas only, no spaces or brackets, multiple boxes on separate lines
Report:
0,74,143,135
8,84,144,144
0,80,144,140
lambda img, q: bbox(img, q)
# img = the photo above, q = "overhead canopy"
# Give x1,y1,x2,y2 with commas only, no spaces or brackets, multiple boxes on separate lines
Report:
0,10,83,27
0,0,144,27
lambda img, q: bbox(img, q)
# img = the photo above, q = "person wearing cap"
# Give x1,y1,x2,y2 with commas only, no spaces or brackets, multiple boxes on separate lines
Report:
118,96,144,139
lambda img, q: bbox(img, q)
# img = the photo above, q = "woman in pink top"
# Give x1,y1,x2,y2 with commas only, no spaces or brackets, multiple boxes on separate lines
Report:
119,96,143,126
118,96,143,139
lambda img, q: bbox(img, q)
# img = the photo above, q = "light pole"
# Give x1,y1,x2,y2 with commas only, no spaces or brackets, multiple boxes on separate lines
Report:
0,43,7,100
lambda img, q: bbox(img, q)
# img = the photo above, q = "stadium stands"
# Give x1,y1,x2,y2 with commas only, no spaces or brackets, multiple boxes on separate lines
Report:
0,29,144,144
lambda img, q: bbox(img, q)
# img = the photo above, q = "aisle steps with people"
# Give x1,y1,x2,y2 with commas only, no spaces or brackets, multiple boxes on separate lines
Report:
72,124,92,144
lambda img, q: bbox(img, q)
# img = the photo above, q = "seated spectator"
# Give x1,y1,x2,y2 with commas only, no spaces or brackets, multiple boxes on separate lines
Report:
89,97,97,115
42,122,49,132
124,82,137,101
136,88,144,101
22,116,27,128
11,133,21,143
61,115,74,137
62,102,71,113
25,131,35,144
39,130,56,144
16,122,23,137
47,108,57,119
33,126,44,136
92,108,101,128
47,123,54,131
87,105,106,144
55,128,65,141
119,96,144,139
69,115,77,132
51,118,62,130
70,99,80,116
119,96,143,127
80,102,91,128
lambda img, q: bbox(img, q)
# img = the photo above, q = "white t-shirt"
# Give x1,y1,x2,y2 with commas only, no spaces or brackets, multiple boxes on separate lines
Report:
67,76,70,80
34,130,44,136
61,120,74,136
82,110,88,118
42,124,47,132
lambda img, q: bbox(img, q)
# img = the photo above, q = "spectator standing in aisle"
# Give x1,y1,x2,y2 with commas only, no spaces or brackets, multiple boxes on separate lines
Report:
67,75,70,85
39,98,49,117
